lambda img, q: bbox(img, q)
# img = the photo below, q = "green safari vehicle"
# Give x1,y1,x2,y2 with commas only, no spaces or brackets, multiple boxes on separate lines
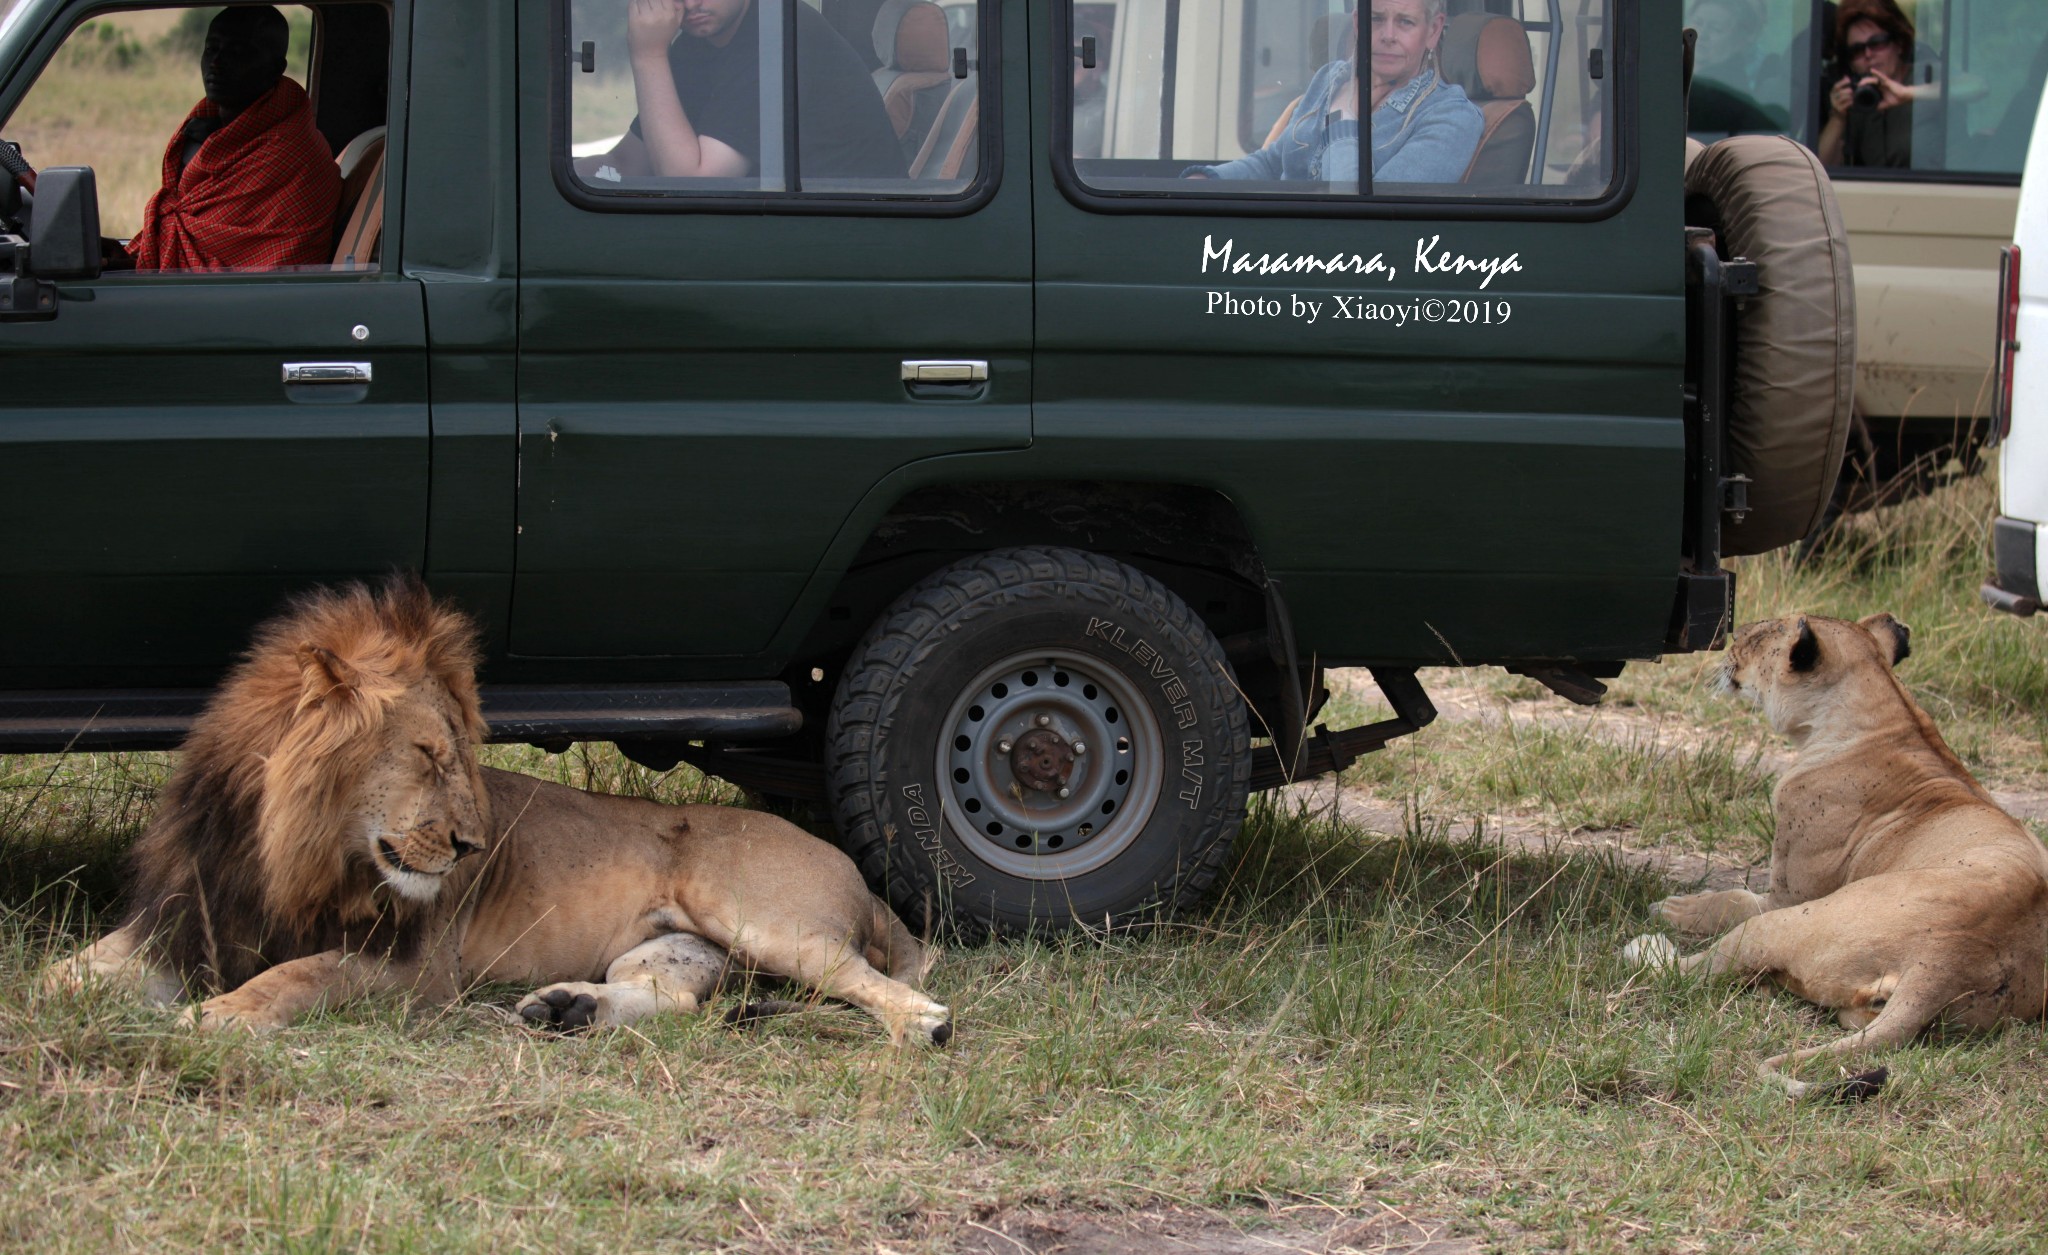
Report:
0,0,1854,937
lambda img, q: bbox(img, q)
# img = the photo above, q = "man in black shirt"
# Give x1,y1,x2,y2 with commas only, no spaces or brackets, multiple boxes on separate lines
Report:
576,0,906,182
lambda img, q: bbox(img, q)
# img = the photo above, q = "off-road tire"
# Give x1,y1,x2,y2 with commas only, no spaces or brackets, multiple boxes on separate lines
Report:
826,547,1251,941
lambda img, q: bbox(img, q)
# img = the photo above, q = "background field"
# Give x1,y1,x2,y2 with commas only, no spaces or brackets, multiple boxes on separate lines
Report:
5,470,2047,1252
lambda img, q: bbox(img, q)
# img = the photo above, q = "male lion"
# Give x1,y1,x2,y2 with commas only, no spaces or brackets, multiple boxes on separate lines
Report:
1623,613,2048,1098
44,578,952,1046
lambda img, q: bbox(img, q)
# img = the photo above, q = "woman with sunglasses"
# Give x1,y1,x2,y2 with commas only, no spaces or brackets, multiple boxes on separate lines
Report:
1816,0,1919,167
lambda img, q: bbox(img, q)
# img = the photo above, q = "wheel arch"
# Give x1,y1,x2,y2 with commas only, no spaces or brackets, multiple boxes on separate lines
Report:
780,480,1294,728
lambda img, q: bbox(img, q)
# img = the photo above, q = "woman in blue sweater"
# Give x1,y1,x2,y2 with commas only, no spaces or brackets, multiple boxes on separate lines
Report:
1189,0,1482,186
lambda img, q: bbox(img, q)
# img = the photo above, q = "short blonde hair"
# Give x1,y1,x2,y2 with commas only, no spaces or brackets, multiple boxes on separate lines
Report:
1366,0,1450,25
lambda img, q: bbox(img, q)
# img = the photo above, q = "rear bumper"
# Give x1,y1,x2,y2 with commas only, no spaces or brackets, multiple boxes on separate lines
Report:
1981,516,2041,616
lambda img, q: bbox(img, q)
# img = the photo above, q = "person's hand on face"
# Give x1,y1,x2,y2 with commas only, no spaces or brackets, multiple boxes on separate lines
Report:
627,0,688,61
1836,20,1910,113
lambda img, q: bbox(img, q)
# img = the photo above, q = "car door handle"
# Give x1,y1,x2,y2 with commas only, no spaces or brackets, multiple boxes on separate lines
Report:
900,359,987,383
282,361,373,384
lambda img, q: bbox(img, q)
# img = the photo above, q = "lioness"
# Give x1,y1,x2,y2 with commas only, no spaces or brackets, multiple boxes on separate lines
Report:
1623,613,2048,1098
44,578,952,1046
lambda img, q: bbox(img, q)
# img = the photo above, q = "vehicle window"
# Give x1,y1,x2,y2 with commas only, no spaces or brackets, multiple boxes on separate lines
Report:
566,0,984,198
1686,0,2048,180
2,4,392,273
1066,0,1616,202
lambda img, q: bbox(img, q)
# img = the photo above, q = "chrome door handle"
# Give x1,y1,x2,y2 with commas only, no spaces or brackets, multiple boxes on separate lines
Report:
901,359,987,383
282,361,372,384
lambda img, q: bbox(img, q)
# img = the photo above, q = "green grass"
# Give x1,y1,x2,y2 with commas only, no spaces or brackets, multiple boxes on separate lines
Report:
9,804,2048,1250
6,471,2048,1251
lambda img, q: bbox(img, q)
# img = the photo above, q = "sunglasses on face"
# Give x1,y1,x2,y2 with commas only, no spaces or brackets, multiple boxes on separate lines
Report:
1845,32,1895,57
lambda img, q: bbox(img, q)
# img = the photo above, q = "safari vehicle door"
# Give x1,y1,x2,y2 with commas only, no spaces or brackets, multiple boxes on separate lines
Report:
509,0,1030,662
0,1,427,690
1035,0,1691,665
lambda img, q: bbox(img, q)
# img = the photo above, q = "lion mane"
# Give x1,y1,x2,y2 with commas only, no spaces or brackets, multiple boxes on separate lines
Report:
121,575,486,993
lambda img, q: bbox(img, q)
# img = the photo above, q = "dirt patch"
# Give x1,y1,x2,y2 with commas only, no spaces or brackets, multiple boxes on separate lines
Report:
1313,668,2048,890
1276,779,1768,894
952,1205,1483,1254
1332,669,1795,774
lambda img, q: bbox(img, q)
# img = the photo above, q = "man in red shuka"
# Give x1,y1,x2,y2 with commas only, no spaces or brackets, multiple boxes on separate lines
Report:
117,6,339,271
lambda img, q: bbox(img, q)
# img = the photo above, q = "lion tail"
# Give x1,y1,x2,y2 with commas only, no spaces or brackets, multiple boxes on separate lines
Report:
1758,979,1948,1102
867,894,935,986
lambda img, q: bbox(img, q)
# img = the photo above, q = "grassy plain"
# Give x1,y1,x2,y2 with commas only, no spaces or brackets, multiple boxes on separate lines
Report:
4,473,2048,1252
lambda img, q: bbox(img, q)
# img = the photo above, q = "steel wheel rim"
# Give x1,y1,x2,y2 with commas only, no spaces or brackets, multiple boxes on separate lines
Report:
935,648,1163,879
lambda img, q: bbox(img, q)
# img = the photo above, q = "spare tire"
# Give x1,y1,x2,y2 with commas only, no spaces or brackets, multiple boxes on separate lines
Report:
1686,135,1856,556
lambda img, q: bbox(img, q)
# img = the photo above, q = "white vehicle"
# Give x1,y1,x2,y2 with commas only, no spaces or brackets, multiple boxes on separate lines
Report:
1982,84,2048,616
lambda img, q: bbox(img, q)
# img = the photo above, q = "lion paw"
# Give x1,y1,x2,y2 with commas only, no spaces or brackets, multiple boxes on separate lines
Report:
39,956,88,997
1654,888,1765,937
896,1008,954,1048
194,997,275,1033
1620,934,1680,969
517,984,610,1032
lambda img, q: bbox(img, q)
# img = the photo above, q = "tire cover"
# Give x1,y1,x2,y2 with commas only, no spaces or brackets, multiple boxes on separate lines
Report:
1686,135,1856,555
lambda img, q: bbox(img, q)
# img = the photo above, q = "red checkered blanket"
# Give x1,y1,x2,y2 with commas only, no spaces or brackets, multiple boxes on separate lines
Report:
128,77,341,272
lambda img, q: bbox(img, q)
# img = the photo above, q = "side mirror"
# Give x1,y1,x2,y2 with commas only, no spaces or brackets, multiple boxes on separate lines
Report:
25,165,100,280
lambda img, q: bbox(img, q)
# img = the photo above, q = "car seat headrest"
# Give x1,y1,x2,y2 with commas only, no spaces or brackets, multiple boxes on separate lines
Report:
873,0,949,73
1438,13,1536,103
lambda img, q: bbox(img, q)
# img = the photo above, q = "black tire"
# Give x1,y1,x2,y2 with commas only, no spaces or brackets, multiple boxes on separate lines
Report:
826,547,1252,941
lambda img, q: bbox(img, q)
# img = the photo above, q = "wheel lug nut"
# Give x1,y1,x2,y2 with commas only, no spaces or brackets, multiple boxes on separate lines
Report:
1057,787,1070,798
1072,741,1087,755
997,739,1013,754
1035,714,1051,727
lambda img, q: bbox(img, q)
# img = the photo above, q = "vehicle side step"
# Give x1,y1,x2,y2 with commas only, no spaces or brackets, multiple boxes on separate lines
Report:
1246,667,1437,792
0,689,205,753
482,683,801,751
0,682,802,754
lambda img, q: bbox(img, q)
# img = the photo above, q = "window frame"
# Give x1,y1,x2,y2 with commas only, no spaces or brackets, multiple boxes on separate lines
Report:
549,0,1004,217
0,0,402,278
1050,0,1641,222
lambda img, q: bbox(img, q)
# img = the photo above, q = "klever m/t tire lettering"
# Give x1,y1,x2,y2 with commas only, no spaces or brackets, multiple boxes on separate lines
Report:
826,548,1251,941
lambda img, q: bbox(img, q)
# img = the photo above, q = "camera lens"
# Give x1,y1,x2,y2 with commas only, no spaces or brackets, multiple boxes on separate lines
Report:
1853,80,1882,108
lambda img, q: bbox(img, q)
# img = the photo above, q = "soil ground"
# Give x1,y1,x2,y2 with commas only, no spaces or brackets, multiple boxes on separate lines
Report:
955,1204,1483,1254
1291,669,2048,894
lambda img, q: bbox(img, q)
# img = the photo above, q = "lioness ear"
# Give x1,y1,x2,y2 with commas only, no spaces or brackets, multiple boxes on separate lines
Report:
1858,612,1912,667
1788,617,1820,673
297,643,362,703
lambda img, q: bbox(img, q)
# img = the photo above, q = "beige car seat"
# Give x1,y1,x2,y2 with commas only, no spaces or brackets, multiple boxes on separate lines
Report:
1436,13,1537,184
332,126,386,268
871,0,955,164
